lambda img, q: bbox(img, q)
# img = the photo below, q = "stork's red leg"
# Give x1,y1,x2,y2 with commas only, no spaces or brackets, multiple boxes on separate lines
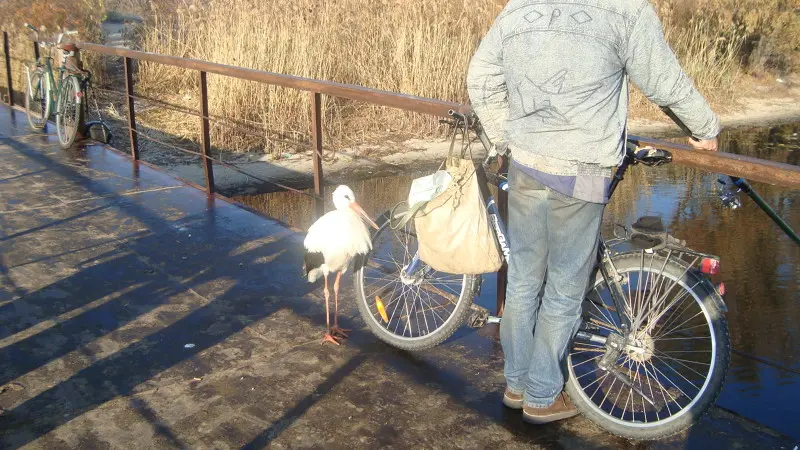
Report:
331,271,351,338
322,272,340,345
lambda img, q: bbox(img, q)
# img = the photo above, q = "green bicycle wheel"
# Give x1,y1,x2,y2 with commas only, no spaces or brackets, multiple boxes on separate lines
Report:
56,75,83,149
25,68,50,129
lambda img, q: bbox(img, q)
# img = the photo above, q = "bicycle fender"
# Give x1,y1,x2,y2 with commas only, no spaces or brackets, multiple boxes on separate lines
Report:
609,251,728,314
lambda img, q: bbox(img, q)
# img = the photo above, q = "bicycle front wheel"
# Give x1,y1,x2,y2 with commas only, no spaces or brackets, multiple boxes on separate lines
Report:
566,252,729,440
353,209,478,351
25,68,50,129
56,75,83,148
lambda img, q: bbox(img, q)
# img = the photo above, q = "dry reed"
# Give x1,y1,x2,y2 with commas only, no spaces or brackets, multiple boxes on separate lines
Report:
3,0,798,154
133,0,798,154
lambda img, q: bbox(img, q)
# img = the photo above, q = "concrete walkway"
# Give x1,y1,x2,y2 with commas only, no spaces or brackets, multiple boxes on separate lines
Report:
0,105,793,449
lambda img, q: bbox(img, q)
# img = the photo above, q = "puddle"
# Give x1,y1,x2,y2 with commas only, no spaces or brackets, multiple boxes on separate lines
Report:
235,122,800,438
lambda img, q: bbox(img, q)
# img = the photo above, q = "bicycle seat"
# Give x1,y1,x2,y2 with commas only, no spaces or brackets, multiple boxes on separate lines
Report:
629,216,666,250
631,216,665,235
628,216,688,250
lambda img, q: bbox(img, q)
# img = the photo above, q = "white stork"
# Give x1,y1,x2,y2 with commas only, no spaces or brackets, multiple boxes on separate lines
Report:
303,185,379,345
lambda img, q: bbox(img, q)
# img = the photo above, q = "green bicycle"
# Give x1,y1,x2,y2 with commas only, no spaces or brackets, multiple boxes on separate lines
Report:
24,23,87,148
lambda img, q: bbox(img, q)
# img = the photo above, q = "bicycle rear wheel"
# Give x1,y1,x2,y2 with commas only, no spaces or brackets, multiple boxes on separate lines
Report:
566,252,729,440
25,68,50,129
354,209,478,351
56,75,83,148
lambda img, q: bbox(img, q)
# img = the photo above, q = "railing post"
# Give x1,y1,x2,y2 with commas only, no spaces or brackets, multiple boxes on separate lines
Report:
3,32,13,106
33,39,39,62
123,57,139,160
310,92,325,219
199,70,215,194
496,156,509,317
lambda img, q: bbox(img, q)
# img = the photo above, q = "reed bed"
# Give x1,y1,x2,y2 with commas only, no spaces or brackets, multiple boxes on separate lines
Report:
3,0,798,154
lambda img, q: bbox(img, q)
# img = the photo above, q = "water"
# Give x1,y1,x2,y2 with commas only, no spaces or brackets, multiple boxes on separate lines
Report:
235,122,800,438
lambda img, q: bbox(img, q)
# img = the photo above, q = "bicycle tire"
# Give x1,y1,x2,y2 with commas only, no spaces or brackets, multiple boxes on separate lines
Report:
56,75,83,149
25,68,50,129
565,252,729,440
353,211,479,351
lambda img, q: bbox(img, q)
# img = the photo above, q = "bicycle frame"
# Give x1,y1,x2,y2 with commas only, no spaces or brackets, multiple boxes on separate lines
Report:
25,53,68,112
400,112,711,347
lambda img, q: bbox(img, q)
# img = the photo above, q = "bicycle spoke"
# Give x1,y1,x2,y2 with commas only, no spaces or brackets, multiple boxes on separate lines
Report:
572,354,603,368
569,251,723,430
419,285,449,325
642,360,676,415
588,294,620,333
586,371,612,398
653,350,710,371
647,360,690,405
413,284,431,336
363,219,469,341
654,310,707,341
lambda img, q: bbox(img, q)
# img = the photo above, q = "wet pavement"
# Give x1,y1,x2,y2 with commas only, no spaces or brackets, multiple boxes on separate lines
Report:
0,104,796,449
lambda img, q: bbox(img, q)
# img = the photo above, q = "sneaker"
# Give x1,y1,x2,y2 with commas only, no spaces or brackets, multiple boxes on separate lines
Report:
522,392,579,424
502,387,523,409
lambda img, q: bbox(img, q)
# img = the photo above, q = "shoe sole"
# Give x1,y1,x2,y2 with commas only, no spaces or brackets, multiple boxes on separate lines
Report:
522,409,579,424
502,394,523,410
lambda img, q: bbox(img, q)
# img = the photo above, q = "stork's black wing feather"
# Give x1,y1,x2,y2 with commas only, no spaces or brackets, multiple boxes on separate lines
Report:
302,251,324,277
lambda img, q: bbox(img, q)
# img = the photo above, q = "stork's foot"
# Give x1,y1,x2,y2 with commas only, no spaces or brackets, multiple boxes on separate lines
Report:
321,333,341,346
330,326,351,338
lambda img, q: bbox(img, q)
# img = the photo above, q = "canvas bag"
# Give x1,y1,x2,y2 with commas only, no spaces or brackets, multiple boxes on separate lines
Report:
411,152,503,275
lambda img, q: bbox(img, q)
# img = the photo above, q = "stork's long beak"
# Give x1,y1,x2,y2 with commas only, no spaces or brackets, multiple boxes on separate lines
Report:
350,202,379,230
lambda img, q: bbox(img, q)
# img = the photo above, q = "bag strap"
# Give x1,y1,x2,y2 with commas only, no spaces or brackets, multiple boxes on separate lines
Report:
392,201,427,230
447,125,458,161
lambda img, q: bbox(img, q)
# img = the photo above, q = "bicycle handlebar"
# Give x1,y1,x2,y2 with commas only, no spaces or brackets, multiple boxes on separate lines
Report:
24,23,40,42
23,24,78,47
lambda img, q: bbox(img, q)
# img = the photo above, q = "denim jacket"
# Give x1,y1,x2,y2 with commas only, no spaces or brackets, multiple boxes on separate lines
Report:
467,0,721,176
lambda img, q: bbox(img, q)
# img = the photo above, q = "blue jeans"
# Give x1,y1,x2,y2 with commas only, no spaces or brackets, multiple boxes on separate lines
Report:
501,163,605,408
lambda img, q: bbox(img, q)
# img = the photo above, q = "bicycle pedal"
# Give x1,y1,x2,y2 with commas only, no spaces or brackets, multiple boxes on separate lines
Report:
467,304,490,328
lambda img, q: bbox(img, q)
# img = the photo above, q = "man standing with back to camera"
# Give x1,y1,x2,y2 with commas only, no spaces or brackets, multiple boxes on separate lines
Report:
467,0,720,424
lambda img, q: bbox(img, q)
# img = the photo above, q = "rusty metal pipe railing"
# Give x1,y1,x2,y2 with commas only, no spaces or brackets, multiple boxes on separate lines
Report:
75,42,468,119
310,92,325,219
0,38,774,192
3,32,13,107
123,57,139,160
199,71,215,193
630,135,800,189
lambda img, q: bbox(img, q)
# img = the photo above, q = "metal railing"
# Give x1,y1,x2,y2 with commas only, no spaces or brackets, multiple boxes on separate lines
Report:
4,31,800,310
3,33,800,190
4,32,800,309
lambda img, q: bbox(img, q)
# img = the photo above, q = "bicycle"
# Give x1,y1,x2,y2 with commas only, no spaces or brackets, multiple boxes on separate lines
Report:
353,111,730,440
23,23,90,149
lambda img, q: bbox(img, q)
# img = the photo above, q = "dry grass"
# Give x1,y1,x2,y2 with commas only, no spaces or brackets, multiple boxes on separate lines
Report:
135,0,505,152
3,0,798,154
631,0,800,118
132,0,798,154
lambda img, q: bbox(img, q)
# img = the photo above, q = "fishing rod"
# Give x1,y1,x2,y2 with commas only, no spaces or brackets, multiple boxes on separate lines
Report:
648,107,800,246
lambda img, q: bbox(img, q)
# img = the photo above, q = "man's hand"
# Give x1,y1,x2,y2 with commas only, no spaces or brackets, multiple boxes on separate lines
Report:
689,137,718,152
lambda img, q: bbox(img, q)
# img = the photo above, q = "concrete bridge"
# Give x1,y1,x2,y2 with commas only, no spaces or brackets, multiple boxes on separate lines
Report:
0,104,796,448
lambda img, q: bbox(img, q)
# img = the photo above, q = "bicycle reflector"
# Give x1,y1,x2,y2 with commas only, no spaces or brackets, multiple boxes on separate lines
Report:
375,296,389,323
700,258,720,275
716,282,726,296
